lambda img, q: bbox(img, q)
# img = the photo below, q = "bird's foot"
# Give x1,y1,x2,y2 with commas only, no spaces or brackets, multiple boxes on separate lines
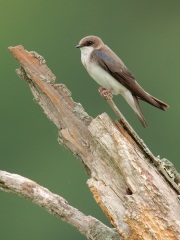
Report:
98,87,113,100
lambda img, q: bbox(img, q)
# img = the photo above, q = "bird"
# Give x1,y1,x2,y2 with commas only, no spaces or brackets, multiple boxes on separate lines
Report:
76,35,169,127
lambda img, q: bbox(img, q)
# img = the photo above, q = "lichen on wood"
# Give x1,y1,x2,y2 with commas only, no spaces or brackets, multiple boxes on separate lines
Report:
4,45,180,240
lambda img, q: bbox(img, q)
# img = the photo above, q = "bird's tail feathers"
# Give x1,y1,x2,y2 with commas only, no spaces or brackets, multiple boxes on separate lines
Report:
133,96,147,128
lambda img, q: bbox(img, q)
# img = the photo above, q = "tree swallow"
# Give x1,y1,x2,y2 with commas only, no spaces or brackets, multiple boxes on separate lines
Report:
76,36,169,127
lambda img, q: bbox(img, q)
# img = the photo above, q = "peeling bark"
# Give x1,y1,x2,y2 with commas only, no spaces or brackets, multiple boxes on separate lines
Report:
0,171,119,240
4,45,180,240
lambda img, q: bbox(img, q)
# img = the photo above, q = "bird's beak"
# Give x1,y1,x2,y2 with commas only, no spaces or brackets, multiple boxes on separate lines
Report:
76,44,83,48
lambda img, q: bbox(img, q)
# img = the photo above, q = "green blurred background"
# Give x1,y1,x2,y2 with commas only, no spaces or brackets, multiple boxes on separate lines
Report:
0,1,180,239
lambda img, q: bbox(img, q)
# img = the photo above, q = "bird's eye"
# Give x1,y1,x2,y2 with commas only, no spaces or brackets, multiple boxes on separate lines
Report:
87,41,93,46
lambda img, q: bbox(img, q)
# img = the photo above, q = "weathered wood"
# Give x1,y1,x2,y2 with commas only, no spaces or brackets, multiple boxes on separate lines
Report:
0,170,119,240
6,45,180,239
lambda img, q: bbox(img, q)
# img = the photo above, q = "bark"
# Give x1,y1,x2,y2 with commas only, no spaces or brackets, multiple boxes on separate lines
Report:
4,45,180,240
0,170,119,240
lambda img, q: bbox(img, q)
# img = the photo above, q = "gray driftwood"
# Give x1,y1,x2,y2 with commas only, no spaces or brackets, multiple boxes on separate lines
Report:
1,45,179,239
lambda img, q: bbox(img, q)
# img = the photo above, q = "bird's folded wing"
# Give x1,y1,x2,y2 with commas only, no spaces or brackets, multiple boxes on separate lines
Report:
92,49,146,98
92,49,168,110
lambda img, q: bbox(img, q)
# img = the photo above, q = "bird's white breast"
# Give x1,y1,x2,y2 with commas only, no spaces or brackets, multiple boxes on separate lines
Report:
80,46,94,67
80,47,128,95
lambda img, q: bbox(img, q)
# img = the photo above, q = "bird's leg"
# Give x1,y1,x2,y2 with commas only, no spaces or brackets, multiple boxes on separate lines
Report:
98,87,113,100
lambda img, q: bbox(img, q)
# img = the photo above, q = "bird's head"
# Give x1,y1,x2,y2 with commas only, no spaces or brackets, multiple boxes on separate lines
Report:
76,36,104,51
